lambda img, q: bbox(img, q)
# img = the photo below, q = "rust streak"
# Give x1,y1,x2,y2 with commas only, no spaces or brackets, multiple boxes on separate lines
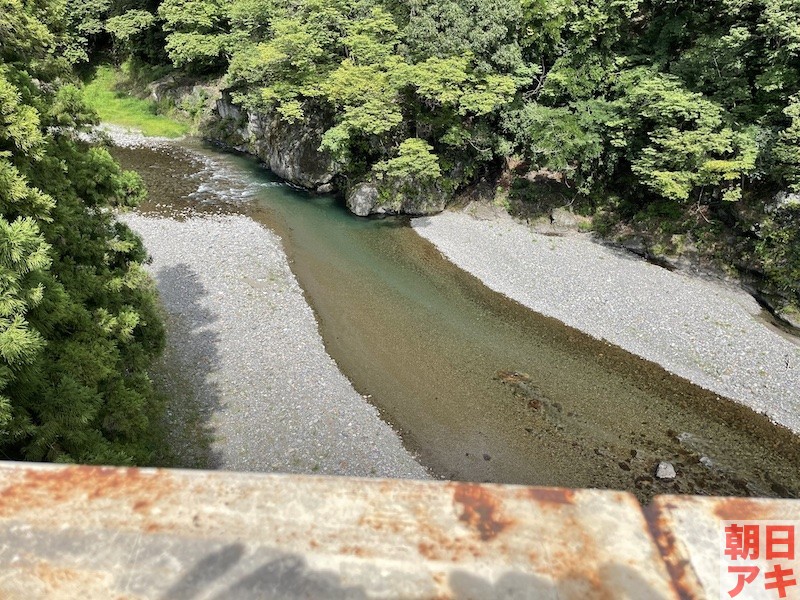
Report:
713,498,774,521
33,561,84,587
452,483,514,542
338,545,370,558
558,567,615,600
358,513,404,535
30,560,124,597
0,466,177,524
527,487,576,508
643,502,696,600
416,519,483,562
417,542,436,560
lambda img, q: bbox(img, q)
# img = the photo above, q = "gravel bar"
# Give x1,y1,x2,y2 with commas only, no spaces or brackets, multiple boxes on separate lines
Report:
124,212,429,478
107,126,428,479
412,211,800,434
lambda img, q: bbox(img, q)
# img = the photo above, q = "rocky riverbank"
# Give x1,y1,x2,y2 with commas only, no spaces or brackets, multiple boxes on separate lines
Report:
144,76,456,216
412,210,800,435
108,127,429,479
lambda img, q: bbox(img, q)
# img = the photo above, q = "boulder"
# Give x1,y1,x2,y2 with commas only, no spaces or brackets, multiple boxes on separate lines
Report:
768,191,800,214
147,75,223,131
779,306,800,330
755,191,800,327
347,182,380,217
620,236,648,257
209,96,454,216
345,176,450,217
551,207,579,228
699,456,714,469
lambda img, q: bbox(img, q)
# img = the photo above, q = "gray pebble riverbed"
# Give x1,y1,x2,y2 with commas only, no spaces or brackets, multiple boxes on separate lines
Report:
122,212,429,478
105,123,800,489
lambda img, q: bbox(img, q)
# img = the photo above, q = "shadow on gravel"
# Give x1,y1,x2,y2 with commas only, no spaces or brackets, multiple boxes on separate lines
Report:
150,263,224,469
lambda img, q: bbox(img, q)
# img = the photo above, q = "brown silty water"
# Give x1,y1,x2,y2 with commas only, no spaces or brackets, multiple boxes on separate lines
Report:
112,139,800,503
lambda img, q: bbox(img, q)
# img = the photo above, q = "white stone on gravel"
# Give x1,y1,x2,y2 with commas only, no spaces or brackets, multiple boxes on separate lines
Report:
413,211,800,434
121,211,429,479
656,461,677,480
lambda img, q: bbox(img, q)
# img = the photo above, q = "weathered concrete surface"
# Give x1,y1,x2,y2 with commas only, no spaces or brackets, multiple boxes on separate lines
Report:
0,462,679,600
3,462,799,599
649,495,800,600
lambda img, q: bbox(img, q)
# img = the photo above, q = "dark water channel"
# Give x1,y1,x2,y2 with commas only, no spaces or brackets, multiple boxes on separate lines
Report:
113,139,800,503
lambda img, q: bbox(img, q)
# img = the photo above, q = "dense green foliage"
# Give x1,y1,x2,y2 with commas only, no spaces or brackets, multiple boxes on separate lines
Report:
83,1,800,194
1,0,796,467
153,0,525,188
1,0,165,463
146,1,798,196
58,0,800,307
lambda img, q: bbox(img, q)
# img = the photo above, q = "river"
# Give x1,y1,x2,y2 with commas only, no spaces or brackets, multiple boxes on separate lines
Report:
112,138,800,502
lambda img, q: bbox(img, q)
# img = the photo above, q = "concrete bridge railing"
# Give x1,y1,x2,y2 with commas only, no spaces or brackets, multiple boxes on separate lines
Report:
0,462,796,599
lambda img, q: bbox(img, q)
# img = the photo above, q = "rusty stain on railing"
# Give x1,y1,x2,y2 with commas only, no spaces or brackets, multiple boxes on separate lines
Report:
0,462,796,599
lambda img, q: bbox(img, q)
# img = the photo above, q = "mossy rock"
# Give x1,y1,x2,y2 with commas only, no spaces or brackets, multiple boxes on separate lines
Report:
346,176,451,217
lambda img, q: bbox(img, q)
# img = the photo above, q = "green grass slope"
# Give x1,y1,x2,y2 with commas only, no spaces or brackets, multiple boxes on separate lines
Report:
84,65,189,138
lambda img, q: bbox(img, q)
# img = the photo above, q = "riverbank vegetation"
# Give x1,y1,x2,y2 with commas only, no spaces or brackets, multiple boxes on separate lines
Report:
0,0,166,464
84,65,189,137
82,0,800,317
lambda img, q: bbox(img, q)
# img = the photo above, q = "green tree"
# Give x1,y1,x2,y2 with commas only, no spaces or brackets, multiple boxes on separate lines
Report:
0,0,165,464
614,68,758,203
158,0,232,70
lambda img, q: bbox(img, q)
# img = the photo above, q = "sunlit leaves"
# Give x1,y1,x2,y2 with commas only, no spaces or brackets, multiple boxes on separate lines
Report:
617,69,757,202
761,0,800,56
343,5,398,64
459,74,517,115
0,73,44,156
775,94,800,191
374,138,441,179
105,10,156,42
0,161,55,221
159,0,228,32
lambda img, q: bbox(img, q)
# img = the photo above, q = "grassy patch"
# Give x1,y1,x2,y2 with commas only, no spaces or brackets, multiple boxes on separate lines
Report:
84,65,189,138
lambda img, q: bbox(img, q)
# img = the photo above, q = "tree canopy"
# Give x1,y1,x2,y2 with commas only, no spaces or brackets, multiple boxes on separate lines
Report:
136,0,800,208
94,0,798,307
0,0,165,463
2,0,798,464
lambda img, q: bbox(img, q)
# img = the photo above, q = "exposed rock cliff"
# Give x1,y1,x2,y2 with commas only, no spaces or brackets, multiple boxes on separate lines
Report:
213,98,340,194
147,76,453,215
752,192,800,330
147,75,223,131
